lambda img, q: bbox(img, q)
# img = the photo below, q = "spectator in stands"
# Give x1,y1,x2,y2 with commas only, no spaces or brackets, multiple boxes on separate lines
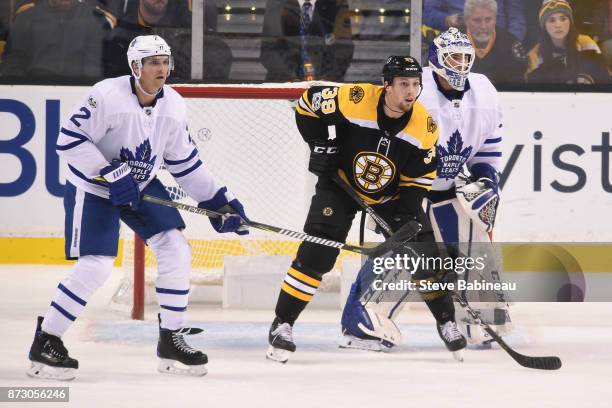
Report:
0,2,10,64
424,0,527,42
1,0,113,82
104,0,231,81
261,0,354,82
463,0,527,84
526,0,609,84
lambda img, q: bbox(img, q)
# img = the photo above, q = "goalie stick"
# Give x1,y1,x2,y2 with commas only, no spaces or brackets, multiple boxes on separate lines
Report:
141,194,420,257
332,175,562,370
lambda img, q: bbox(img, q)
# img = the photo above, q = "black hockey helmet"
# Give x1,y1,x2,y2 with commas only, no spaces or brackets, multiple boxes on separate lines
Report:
382,56,423,86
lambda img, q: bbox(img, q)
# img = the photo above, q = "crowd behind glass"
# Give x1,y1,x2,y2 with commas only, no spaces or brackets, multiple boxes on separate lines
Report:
0,0,610,88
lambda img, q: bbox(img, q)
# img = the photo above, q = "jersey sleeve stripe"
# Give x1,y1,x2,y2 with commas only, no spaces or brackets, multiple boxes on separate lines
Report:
60,127,89,141
396,131,423,148
301,92,314,112
398,182,433,190
164,148,199,165
399,174,435,183
296,104,319,118
68,165,108,187
298,97,315,114
56,139,88,151
170,159,203,178
474,151,502,157
484,137,502,144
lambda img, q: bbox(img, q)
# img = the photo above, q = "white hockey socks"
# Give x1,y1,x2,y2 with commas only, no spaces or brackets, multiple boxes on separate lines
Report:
148,229,192,330
42,255,114,337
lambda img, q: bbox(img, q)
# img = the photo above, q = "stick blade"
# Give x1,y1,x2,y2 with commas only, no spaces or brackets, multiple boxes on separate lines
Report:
515,354,562,370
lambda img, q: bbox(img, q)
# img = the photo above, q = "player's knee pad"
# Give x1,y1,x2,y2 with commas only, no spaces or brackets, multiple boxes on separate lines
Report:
147,229,191,279
294,239,339,275
66,255,115,296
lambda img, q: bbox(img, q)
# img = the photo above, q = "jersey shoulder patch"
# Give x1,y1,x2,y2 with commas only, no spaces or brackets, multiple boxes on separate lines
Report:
337,83,382,123
397,101,438,150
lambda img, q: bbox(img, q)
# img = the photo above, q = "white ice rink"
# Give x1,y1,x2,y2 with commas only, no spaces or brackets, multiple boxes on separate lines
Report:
1,265,611,408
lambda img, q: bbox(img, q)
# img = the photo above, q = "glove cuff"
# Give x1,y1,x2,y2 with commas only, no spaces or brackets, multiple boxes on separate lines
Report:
199,186,233,211
101,162,132,183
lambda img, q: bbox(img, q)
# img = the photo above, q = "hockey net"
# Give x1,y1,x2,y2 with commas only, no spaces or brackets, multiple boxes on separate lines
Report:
113,83,360,317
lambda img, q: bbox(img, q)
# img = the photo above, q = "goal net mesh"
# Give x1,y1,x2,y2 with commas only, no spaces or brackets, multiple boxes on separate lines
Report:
114,84,360,308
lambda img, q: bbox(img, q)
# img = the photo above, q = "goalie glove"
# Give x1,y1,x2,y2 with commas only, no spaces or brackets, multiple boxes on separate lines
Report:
456,163,500,233
198,187,249,235
308,141,339,176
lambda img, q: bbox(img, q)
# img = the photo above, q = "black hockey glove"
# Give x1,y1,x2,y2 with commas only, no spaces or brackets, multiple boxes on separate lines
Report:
308,141,339,176
388,213,415,234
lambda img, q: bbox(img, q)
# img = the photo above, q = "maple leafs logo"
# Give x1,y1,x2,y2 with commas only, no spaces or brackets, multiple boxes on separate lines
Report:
119,139,157,182
436,130,473,179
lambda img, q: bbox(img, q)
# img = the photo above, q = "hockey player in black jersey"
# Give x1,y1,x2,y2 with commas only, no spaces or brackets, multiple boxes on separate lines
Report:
266,56,465,363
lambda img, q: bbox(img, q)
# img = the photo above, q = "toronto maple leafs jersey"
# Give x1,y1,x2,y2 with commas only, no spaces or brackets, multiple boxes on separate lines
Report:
56,76,221,202
296,83,438,216
419,67,503,191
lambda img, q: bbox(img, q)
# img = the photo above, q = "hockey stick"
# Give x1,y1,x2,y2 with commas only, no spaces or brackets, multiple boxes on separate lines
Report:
451,293,561,370
141,194,420,257
332,175,562,370
332,174,394,235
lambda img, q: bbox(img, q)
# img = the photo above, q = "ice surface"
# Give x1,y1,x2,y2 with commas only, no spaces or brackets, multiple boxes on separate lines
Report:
1,265,610,408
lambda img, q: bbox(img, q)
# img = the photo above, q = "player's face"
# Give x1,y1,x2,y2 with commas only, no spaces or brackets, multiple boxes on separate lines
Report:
444,52,472,74
49,0,77,11
465,7,496,43
142,0,169,15
139,55,170,92
545,12,571,43
386,77,421,112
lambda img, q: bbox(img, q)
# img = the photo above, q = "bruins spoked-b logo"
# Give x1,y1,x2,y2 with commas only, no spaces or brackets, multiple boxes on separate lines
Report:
353,152,396,193
349,86,364,104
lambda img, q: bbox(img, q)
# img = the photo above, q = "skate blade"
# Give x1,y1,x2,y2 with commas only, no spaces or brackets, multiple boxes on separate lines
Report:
157,359,207,377
451,349,464,362
266,345,291,363
338,335,383,352
27,362,76,381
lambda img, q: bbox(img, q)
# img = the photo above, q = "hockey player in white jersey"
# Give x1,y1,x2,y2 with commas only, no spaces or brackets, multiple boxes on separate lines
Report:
27,35,249,380
340,28,511,357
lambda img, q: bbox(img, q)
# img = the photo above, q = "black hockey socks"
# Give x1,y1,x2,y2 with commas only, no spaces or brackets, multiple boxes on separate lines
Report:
424,292,456,324
275,266,322,325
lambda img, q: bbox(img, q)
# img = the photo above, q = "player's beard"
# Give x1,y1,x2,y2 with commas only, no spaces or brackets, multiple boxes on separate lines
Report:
397,99,414,112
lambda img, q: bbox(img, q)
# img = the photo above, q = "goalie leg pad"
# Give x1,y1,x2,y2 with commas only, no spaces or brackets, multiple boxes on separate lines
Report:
340,259,405,348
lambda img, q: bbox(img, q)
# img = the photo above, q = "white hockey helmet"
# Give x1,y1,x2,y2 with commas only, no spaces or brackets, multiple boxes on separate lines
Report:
126,35,174,78
428,28,475,91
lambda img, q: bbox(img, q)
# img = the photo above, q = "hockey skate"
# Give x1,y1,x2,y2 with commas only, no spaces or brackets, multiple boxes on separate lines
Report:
27,316,78,381
266,317,296,363
157,315,208,376
437,320,467,362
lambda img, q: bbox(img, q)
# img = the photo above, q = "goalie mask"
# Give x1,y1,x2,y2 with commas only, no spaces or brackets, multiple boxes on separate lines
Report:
428,28,475,91
127,35,174,80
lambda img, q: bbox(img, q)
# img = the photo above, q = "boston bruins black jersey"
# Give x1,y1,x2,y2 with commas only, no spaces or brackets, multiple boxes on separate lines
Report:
296,83,438,214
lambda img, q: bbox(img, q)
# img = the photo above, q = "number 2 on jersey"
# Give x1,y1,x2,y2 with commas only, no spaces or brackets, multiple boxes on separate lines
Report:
70,107,91,127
